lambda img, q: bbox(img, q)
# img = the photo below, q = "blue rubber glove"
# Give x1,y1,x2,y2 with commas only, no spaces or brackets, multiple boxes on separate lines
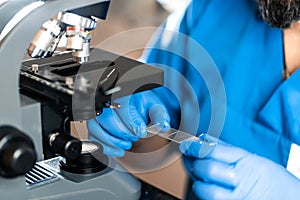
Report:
87,90,171,157
180,138,300,199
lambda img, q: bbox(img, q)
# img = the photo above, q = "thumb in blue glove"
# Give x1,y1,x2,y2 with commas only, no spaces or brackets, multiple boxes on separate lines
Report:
87,90,171,157
180,138,300,199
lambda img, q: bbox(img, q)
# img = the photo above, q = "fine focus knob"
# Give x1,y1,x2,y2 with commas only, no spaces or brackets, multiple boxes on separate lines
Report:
60,141,108,174
0,126,36,177
49,132,82,160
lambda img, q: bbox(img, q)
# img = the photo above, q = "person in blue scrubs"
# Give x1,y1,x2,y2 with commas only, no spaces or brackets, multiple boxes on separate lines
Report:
88,0,300,198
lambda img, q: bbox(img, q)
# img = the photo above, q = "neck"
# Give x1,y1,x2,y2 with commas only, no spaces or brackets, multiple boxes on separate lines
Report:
283,22,300,76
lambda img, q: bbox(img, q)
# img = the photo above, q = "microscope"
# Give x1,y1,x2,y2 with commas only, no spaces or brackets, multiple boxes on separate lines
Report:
0,0,163,199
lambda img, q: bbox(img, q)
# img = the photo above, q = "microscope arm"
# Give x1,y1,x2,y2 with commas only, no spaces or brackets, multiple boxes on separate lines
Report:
0,0,39,34
0,1,110,199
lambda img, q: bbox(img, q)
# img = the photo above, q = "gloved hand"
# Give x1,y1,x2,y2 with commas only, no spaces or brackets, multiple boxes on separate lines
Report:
180,138,300,200
87,90,171,157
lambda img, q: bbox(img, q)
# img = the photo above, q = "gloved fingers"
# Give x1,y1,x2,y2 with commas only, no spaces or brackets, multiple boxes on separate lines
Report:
191,159,237,188
179,135,217,158
192,180,233,200
180,139,249,164
115,103,148,138
96,108,139,142
87,118,133,151
89,135,125,157
111,95,148,138
134,91,171,128
148,104,171,132
205,142,249,164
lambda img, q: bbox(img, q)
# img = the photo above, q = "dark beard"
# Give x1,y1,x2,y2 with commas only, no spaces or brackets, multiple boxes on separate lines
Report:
257,0,300,28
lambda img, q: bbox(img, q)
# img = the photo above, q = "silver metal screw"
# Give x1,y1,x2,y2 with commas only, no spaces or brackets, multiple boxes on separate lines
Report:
65,77,74,87
31,64,39,74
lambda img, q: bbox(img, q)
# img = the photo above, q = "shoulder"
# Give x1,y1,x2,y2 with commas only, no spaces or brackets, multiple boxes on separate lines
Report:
184,0,258,32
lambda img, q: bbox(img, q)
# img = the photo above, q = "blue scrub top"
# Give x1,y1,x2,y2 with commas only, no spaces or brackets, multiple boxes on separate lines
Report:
144,0,300,166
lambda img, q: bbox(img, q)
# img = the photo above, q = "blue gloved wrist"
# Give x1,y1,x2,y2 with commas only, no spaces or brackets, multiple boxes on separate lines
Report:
89,135,126,157
87,118,133,157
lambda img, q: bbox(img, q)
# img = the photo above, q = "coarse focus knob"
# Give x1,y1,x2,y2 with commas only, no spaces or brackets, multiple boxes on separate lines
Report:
0,126,36,177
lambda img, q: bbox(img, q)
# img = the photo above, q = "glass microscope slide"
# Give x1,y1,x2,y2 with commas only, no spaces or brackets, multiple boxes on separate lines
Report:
147,124,203,144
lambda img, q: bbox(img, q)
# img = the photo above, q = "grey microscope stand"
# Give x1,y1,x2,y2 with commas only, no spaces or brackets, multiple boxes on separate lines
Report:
0,0,140,199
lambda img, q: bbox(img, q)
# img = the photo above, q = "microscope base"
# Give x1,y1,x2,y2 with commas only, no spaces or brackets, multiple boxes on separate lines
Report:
27,157,141,200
